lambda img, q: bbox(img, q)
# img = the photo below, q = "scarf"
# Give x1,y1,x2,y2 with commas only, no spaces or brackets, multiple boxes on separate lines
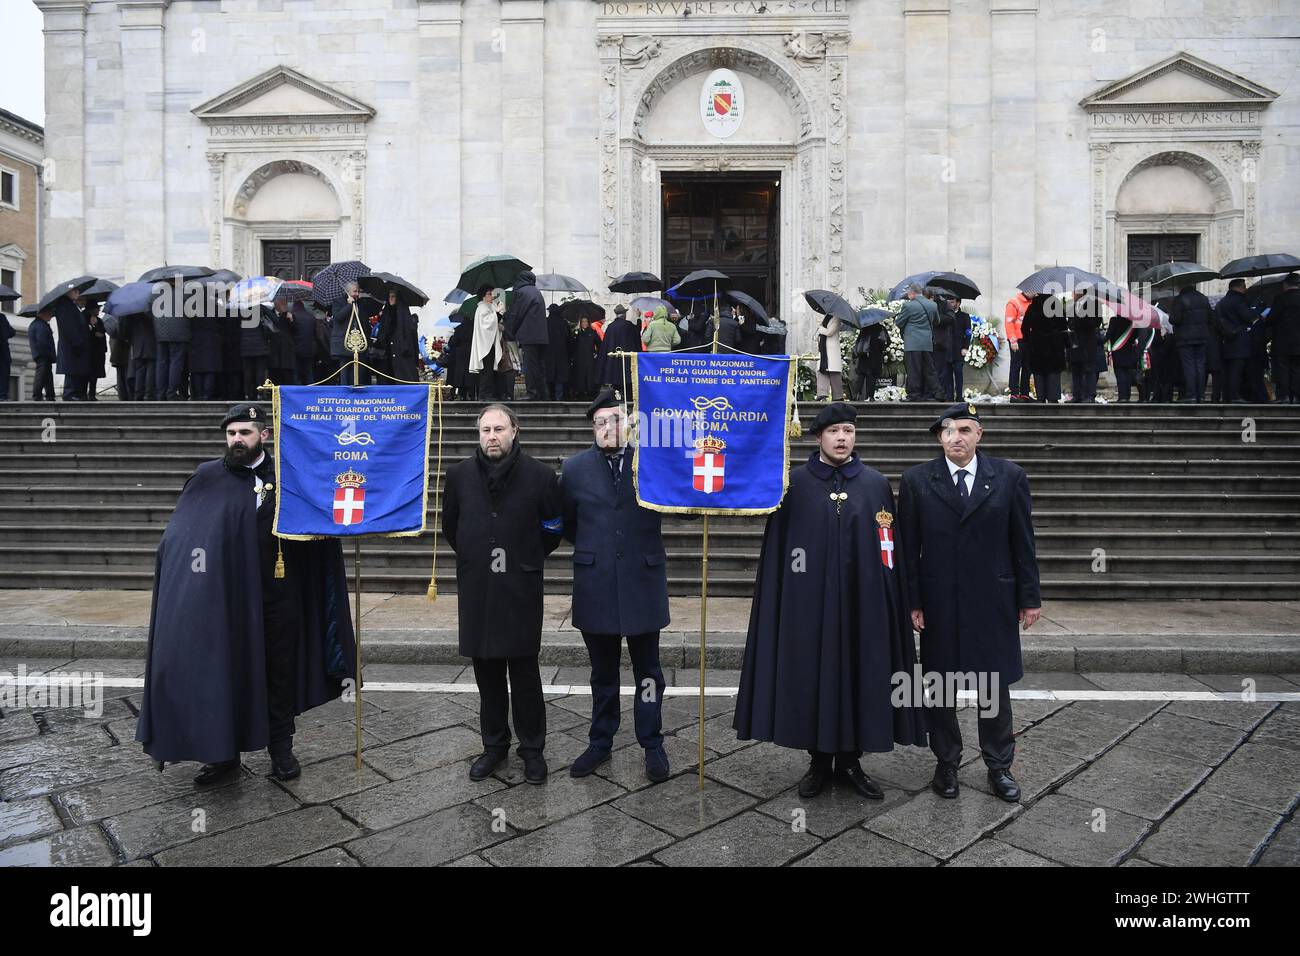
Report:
476,441,521,502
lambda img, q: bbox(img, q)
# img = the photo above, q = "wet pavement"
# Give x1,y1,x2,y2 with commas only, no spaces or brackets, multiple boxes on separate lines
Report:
1,662,1296,867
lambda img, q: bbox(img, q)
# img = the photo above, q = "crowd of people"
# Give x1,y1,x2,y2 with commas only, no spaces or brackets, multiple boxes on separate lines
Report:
1003,273,1300,404
439,271,786,403
14,285,421,402
11,268,1297,405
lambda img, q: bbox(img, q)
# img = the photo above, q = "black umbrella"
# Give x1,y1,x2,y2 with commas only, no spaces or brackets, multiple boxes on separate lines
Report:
560,299,606,325
360,272,430,307
929,271,981,300
444,288,471,305
138,264,214,284
841,306,891,331
0,283,19,302
457,254,531,293
1016,265,1110,296
105,281,157,317
1245,274,1286,305
38,275,99,312
804,289,857,325
80,278,121,304
204,269,243,285
311,260,371,306
1139,261,1219,288
668,269,731,299
609,271,662,294
725,289,768,321
17,304,39,318
534,272,588,294
1219,253,1300,280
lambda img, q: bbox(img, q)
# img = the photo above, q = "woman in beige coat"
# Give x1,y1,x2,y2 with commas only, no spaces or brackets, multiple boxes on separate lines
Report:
816,314,843,400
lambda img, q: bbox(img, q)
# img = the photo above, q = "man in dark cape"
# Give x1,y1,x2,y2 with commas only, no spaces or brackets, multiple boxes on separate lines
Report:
735,402,927,800
136,403,357,786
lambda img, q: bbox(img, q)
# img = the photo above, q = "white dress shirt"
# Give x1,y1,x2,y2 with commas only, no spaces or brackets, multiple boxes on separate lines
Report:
945,455,977,497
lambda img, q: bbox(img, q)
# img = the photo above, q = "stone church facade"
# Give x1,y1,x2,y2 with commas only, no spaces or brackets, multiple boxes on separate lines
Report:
36,0,1299,350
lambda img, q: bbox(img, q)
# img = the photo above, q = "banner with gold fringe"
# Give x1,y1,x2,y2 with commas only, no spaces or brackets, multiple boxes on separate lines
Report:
631,352,792,516
273,385,432,539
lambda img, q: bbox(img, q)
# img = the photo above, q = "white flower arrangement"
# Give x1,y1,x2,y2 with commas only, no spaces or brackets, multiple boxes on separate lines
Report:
873,384,908,402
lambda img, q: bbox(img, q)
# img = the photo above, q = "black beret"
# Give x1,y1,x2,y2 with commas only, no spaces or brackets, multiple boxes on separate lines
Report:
929,401,981,434
221,403,267,429
811,401,858,434
586,387,622,420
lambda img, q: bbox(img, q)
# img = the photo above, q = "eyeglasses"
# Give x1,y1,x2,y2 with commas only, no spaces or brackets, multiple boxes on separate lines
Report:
592,416,622,429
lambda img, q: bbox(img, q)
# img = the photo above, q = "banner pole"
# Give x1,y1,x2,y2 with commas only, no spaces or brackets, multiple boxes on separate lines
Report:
354,538,363,772
698,289,723,791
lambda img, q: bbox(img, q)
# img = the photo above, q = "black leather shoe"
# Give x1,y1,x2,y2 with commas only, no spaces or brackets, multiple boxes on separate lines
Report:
569,746,611,778
269,750,301,782
523,754,548,785
644,746,670,783
469,751,507,781
931,762,959,799
840,763,884,800
797,761,832,798
193,759,240,787
988,768,1021,802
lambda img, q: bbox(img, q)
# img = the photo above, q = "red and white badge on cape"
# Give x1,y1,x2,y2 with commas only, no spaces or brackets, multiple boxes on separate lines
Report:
875,508,895,570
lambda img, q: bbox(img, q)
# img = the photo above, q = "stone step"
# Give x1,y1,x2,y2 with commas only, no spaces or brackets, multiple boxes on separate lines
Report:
5,442,1298,464
2,523,1298,552
4,488,1296,514
6,399,1298,420
0,566,1292,599
10,457,1300,479
6,424,1299,447
0,504,1291,529
10,471,1298,495
3,544,1295,579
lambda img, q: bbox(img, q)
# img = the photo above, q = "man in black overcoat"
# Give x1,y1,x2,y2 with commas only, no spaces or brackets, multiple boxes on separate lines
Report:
560,389,672,783
442,403,563,784
734,403,927,800
898,403,1042,803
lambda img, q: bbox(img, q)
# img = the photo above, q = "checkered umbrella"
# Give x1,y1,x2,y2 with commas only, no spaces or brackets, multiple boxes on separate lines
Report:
311,260,371,306
1016,266,1111,296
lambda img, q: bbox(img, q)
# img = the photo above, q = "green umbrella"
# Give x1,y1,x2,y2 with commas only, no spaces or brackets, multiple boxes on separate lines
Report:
456,290,515,321
456,255,531,294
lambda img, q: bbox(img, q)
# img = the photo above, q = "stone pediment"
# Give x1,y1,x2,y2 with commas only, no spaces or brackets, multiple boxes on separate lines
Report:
1080,52,1277,111
192,67,375,124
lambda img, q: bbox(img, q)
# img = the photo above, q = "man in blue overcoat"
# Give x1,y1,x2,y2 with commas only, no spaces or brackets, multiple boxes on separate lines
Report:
560,388,672,783
897,402,1042,803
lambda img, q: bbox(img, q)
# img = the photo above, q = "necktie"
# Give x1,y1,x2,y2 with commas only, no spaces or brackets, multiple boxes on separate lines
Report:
955,469,970,503
607,454,622,489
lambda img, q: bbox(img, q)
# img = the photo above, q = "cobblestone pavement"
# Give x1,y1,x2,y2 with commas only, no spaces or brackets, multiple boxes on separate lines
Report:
1,663,1297,867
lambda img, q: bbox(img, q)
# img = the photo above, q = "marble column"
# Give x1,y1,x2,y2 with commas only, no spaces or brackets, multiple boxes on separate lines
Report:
35,0,91,285
117,1,169,281
990,0,1037,301
903,0,950,272
418,0,463,295
500,0,545,268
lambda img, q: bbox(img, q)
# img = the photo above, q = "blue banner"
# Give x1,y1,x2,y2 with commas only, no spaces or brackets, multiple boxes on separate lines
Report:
632,353,792,515
274,385,432,538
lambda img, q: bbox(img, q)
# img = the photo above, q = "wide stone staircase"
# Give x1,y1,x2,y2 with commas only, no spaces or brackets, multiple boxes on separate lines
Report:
1,401,1297,600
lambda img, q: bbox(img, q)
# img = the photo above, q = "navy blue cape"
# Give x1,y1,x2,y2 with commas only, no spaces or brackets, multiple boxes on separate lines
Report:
734,453,927,753
136,460,356,763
